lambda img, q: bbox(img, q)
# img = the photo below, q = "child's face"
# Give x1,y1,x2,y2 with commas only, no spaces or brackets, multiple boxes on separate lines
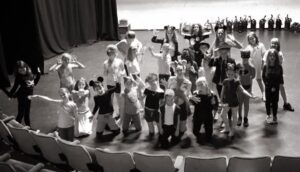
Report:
270,41,278,49
248,35,256,45
78,80,85,90
217,29,225,40
176,66,184,76
193,25,200,33
94,84,105,95
148,78,158,88
59,89,70,101
62,56,71,66
200,45,209,53
269,53,276,65
124,80,133,90
165,95,174,105
196,81,208,94
18,67,27,75
107,50,117,60
226,70,235,79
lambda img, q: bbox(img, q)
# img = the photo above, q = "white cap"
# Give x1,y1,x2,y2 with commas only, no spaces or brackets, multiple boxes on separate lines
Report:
165,89,175,96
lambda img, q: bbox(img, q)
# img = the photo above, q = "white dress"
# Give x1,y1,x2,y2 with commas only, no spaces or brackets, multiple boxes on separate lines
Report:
247,43,266,79
73,93,93,137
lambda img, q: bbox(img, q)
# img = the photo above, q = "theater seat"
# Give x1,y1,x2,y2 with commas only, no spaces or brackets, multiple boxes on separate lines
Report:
56,138,99,172
133,152,183,172
30,131,67,165
184,156,227,172
95,148,135,172
0,120,14,146
228,156,271,172
6,124,40,156
271,156,300,172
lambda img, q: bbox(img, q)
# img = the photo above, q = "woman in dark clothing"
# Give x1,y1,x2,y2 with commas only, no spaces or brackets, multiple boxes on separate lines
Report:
8,60,41,126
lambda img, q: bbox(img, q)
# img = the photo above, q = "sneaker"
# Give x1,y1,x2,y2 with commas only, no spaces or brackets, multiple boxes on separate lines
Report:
243,117,249,127
283,103,295,112
272,116,278,125
220,129,229,134
266,115,272,124
237,117,242,126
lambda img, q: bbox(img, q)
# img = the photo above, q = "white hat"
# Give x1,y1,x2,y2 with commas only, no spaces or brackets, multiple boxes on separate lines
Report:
165,89,175,96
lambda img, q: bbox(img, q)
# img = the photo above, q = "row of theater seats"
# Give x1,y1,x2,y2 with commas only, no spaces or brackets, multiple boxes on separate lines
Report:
1,116,300,172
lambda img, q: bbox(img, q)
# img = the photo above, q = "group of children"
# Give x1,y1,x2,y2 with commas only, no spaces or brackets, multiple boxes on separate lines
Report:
1,22,295,149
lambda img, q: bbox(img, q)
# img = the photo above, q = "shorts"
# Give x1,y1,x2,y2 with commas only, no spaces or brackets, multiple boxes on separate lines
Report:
179,103,189,121
144,107,160,123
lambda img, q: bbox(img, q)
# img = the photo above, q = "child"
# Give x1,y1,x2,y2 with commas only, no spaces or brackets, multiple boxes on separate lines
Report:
49,53,85,91
126,45,142,76
89,76,121,138
263,38,294,111
159,89,180,149
236,50,256,127
246,32,266,100
190,77,218,143
29,88,78,141
103,44,126,118
72,78,93,137
116,31,143,61
8,60,41,127
120,75,145,136
143,73,165,139
220,64,253,137
181,49,198,92
262,49,283,124
148,43,172,90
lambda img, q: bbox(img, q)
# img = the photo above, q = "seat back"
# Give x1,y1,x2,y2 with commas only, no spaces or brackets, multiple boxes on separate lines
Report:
95,148,135,172
228,156,271,172
30,131,66,164
0,120,14,146
0,162,15,172
7,124,40,155
133,152,175,172
272,156,300,172
57,138,94,172
184,156,227,172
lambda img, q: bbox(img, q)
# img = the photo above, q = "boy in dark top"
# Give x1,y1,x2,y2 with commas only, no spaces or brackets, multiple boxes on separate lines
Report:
284,14,292,30
249,16,257,31
275,15,282,30
190,77,218,143
268,14,274,31
90,76,121,138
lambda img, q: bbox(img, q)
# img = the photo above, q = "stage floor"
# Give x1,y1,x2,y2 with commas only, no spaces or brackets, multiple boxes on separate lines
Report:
1,30,300,160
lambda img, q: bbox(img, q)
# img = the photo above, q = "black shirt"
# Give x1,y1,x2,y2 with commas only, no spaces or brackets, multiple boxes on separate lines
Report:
144,88,164,109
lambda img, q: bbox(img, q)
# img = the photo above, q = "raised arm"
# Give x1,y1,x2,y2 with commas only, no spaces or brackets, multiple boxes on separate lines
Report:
148,47,162,59
49,58,62,72
226,34,243,49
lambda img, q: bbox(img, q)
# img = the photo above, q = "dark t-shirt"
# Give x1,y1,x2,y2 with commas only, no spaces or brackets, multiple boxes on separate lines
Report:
144,88,164,109
222,79,241,107
190,92,218,119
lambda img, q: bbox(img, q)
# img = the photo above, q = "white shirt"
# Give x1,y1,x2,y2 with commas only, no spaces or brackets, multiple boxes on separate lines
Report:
57,102,76,128
164,104,176,125
103,58,124,86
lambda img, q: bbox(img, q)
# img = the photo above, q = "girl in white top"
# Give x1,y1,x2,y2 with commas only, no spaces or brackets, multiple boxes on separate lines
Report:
29,88,78,141
263,38,294,111
72,78,93,137
246,32,266,100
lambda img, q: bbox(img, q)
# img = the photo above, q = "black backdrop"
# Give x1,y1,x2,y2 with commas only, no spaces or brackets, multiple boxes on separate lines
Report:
0,0,119,80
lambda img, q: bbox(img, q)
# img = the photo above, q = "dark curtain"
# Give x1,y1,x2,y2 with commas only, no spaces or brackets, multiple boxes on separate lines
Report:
33,0,98,59
0,0,44,74
95,0,119,40
0,33,10,88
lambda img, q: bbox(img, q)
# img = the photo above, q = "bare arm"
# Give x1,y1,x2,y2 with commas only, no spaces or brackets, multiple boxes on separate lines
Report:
148,47,162,59
238,85,253,98
28,95,62,103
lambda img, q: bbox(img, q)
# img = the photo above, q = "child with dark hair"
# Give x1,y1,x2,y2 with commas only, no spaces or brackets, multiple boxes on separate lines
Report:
29,88,78,141
259,15,267,30
190,77,218,143
268,14,275,31
220,64,253,137
8,60,41,127
275,15,282,30
90,76,121,138
263,49,283,124
181,49,198,92
72,77,93,137
236,50,256,127
143,73,164,139
152,25,180,62
284,14,292,30
120,75,145,136
49,53,85,91
263,38,294,112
